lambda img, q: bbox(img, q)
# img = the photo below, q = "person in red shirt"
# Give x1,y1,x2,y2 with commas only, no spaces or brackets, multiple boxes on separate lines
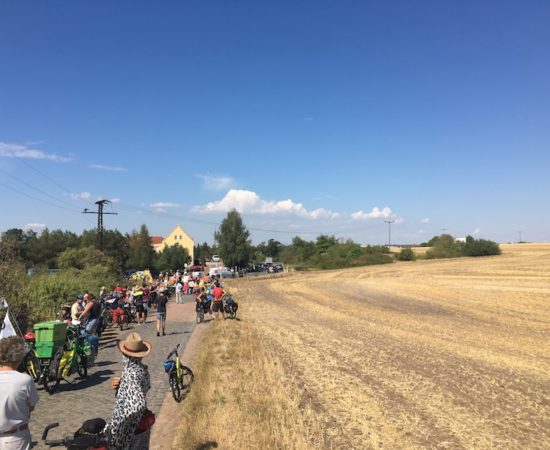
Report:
211,281,225,320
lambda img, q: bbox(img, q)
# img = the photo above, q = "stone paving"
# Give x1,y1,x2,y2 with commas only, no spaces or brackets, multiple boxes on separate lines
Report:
30,295,197,449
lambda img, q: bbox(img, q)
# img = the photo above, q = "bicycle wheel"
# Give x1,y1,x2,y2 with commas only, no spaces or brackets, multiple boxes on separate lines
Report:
177,365,194,402
43,371,60,394
77,355,88,378
170,372,182,402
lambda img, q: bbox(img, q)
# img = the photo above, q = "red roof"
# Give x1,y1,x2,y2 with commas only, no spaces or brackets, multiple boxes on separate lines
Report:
151,236,164,245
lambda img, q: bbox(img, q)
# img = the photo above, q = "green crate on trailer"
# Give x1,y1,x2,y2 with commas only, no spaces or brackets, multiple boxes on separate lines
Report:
34,341,61,359
33,321,68,346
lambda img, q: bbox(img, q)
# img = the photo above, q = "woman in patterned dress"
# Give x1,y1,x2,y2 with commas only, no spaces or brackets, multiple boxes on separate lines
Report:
104,332,152,450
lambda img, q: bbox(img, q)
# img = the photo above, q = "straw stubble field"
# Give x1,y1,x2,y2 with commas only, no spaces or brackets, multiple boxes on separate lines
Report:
176,244,550,449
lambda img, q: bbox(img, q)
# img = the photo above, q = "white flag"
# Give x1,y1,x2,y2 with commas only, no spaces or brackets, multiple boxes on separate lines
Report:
0,310,17,339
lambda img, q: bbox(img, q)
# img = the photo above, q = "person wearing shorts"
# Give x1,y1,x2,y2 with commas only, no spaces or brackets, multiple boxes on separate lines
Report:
155,289,168,336
211,282,225,320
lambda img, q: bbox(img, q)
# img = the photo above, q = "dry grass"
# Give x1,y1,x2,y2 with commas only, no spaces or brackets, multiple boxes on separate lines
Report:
174,243,550,449
173,317,324,449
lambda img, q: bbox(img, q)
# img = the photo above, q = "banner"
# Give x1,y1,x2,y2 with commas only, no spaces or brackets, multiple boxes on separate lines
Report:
0,299,17,339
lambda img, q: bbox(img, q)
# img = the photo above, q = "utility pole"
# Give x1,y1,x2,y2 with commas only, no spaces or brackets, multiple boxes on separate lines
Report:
518,230,523,243
384,218,395,247
441,227,448,235
83,200,118,251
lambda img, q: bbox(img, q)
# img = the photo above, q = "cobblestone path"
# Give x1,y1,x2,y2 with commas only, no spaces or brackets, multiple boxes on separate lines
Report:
30,295,196,449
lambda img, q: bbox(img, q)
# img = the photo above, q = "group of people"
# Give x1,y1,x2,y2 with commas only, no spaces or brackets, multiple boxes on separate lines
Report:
0,331,153,450
0,267,234,450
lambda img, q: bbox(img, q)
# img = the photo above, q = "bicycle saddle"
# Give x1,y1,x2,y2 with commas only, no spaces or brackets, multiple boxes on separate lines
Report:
81,418,106,434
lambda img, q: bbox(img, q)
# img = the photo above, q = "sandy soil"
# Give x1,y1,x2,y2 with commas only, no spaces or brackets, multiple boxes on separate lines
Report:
230,244,550,449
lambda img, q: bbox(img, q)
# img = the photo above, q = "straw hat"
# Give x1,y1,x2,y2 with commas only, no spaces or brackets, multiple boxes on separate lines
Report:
117,332,152,358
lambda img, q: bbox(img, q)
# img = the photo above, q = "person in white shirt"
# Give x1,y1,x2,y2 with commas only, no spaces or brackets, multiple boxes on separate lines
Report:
175,281,183,304
0,336,39,450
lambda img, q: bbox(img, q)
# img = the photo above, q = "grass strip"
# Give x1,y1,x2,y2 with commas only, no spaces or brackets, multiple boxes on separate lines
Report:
173,314,323,449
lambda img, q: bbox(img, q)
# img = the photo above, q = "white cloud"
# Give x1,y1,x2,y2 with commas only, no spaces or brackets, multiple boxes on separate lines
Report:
192,189,340,219
0,142,72,162
473,228,481,235
196,174,236,191
23,223,46,232
350,207,394,221
150,202,181,213
89,164,127,172
420,218,430,224
110,198,121,204
70,192,92,200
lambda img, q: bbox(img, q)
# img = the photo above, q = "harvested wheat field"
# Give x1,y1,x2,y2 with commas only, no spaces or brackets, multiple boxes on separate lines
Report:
175,243,550,450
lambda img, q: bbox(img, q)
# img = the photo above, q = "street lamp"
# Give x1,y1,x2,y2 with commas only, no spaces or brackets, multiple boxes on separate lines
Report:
384,218,395,247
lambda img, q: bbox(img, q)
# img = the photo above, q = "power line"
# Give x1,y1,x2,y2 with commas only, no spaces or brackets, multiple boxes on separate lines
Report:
1,145,71,193
0,182,81,213
0,167,81,211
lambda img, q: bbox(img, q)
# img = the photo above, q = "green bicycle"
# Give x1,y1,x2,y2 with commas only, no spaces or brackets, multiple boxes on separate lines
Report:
163,343,194,402
42,326,89,394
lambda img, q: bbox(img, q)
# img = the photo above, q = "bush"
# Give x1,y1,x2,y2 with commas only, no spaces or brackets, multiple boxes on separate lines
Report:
425,235,463,259
462,236,501,256
0,262,121,331
395,248,416,261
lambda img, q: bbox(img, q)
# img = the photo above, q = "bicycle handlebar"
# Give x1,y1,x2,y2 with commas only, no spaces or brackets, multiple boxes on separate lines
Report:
45,438,66,447
166,343,180,359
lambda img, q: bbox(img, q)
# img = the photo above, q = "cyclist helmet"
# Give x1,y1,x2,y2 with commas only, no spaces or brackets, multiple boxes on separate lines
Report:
24,331,36,342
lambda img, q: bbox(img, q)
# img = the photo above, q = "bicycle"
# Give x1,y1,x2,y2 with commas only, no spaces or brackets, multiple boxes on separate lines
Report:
163,343,194,402
223,296,239,320
195,299,212,323
42,326,89,394
22,331,41,382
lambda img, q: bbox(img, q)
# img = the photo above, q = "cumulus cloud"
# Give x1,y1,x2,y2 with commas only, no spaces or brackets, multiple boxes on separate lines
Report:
70,192,92,200
350,207,394,221
89,164,127,172
23,223,46,232
150,202,181,213
192,189,340,219
420,218,430,224
0,142,72,162
196,174,236,191
473,228,481,235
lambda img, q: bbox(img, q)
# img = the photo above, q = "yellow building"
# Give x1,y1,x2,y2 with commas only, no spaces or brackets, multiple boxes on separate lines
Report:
151,225,195,262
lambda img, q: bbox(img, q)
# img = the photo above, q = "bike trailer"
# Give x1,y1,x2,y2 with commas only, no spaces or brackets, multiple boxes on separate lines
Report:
33,321,68,358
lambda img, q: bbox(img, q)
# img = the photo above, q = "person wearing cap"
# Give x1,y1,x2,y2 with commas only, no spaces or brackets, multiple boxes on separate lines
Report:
103,332,152,450
0,336,39,450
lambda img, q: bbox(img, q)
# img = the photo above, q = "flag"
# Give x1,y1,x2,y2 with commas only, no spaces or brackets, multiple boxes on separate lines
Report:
0,299,17,339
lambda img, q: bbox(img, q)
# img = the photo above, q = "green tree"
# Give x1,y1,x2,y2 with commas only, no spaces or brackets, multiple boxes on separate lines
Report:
0,228,26,262
58,246,117,272
155,244,191,272
214,210,251,268
291,236,316,262
315,235,338,254
265,239,282,259
127,224,155,270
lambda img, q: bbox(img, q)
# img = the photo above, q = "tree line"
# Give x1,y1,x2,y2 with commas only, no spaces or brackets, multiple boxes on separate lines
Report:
0,211,502,274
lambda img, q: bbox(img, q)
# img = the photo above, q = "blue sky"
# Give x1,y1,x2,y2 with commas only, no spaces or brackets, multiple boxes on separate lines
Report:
1,1,549,245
